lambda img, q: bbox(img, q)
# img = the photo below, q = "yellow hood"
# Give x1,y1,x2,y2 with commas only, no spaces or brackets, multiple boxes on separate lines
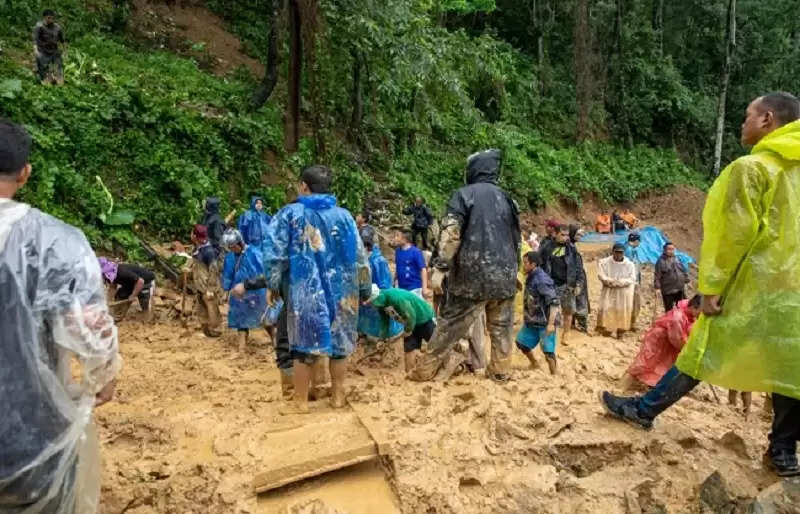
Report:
752,119,800,161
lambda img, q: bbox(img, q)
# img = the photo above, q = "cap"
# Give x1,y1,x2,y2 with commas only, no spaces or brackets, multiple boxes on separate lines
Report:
612,243,625,252
628,232,641,242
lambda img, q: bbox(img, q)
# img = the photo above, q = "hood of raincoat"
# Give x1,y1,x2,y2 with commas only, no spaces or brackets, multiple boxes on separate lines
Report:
466,149,501,185
297,193,337,211
752,119,800,161
250,195,264,211
204,197,221,215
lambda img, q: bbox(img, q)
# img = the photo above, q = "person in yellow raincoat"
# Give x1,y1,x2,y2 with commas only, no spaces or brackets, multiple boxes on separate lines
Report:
601,92,800,477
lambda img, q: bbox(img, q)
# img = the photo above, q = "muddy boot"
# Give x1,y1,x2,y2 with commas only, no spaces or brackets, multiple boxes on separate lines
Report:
280,370,294,400
203,324,221,338
404,350,420,374
238,331,248,353
545,353,558,375
728,389,739,407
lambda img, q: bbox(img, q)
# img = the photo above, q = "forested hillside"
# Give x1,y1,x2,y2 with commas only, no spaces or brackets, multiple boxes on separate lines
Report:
1,0,797,251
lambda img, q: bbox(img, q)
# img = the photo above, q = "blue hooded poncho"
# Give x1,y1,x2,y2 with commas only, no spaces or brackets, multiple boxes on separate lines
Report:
222,243,267,329
358,246,403,339
262,194,371,357
238,196,272,248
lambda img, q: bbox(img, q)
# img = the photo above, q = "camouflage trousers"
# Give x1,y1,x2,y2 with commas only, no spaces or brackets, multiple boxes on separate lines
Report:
410,295,514,381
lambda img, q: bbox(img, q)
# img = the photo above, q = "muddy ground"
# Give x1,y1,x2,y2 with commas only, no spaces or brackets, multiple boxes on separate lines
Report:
96,189,787,514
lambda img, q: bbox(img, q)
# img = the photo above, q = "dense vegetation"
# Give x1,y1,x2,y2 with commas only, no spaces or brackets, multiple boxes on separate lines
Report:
1,0,797,251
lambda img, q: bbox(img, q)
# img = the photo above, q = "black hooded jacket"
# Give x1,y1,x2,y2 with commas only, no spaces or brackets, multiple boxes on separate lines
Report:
199,197,225,250
445,150,521,300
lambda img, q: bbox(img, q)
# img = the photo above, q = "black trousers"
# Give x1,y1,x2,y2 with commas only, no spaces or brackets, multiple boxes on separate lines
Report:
412,227,429,250
661,290,685,312
771,393,800,453
274,301,292,371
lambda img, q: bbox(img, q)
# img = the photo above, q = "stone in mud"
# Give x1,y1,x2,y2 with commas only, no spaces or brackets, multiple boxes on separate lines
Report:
745,478,800,514
716,431,749,460
454,391,477,402
698,471,737,514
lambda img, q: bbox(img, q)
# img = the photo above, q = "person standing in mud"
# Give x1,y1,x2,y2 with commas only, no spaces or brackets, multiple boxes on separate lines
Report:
541,224,581,347
569,224,590,333
221,229,267,353
516,251,560,374
237,195,271,249
0,118,120,511
410,149,520,382
654,242,689,312
232,165,371,414
189,224,223,338
601,92,800,477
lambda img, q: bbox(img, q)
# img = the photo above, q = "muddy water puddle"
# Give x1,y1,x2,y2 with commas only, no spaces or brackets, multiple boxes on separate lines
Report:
258,461,401,513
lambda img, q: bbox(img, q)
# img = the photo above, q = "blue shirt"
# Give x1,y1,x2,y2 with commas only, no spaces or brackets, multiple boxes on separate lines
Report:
395,245,426,290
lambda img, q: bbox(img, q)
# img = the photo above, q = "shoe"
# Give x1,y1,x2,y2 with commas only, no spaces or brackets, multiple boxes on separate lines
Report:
490,373,511,383
766,449,800,477
546,354,558,375
600,391,653,430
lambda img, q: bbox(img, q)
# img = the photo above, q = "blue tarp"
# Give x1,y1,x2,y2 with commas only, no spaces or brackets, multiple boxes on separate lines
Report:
579,226,694,267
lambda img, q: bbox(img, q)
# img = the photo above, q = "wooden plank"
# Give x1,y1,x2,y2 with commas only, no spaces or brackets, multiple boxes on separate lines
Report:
252,411,378,494
348,400,395,456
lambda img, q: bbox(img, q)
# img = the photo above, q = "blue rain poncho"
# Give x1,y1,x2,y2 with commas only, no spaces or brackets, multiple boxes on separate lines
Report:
262,194,371,357
237,196,272,247
359,247,404,339
369,246,393,289
0,200,121,513
222,244,267,330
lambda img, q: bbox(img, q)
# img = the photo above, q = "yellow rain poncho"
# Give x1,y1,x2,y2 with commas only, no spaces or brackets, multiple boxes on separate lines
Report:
676,120,800,400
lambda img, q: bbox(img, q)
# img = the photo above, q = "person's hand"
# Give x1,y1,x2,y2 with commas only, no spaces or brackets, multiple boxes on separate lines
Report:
95,379,116,407
231,283,246,298
430,269,445,295
701,295,722,316
546,323,556,337
266,289,275,306
422,288,432,299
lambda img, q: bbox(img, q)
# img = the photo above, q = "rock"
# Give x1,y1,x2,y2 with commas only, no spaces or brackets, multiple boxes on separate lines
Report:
698,471,736,514
454,391,476,402
634,480,668,514
624,490,642,514
746,478,800,514
418,393,431,407
716,431,749,460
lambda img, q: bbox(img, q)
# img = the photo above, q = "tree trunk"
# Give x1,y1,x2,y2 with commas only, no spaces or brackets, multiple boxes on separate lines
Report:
574,0,593,142
652,0,664,57
348,50,364,141
615,0,633,147
285,0,302,153
251,0,282,109
712,0,736,176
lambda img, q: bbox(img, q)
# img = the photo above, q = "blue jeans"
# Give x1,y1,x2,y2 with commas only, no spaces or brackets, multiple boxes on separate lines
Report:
636,366,699,419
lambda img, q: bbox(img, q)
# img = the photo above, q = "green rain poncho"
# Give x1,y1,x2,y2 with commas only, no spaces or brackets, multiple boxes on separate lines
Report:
676,120,800,400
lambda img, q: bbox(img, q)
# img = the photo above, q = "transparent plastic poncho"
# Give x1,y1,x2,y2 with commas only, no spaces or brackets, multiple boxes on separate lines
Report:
0,200,121,513
676,121,800,400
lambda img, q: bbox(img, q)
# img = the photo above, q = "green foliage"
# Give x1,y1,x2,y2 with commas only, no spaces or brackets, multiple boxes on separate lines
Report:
0,33,284,249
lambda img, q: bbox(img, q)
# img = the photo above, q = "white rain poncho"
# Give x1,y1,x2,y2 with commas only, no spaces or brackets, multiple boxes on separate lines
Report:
596,255,637,333
0,199,121,513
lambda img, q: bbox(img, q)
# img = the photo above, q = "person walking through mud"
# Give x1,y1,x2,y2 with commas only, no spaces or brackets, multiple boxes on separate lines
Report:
237,195,271,249
199,197,225,253
403,196,434,250
0,118,120,512
410,149,520,382
601,92,800,477
516,251,560,375
232,165,371,414
189,224,223,338
221,229,267,353
541,224,581,346
654,242,689,312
